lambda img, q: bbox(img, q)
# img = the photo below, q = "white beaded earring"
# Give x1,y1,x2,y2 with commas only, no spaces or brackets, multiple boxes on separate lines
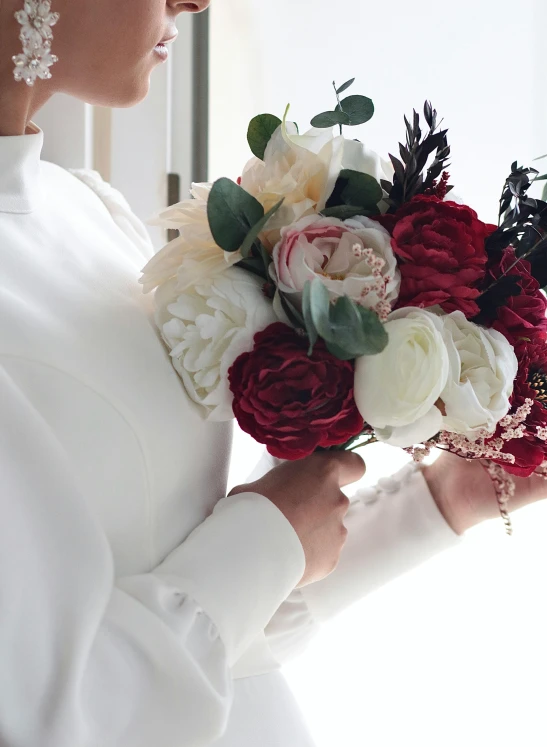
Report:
12,1,60,86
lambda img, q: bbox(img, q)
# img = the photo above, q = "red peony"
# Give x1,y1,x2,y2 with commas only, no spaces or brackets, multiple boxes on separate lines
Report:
493,339,547,477
378,196,495,317
488,248,547,355
228,323,364,460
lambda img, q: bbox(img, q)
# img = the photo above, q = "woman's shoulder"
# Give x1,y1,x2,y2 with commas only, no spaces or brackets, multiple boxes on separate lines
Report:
41,161,155,263
70,168,155,262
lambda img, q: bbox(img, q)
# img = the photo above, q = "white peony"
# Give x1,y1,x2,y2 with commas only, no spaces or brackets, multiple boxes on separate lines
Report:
354,308,450,447
154,267,277,421
240,122,344,249
440,311,518,437
139,183,240,295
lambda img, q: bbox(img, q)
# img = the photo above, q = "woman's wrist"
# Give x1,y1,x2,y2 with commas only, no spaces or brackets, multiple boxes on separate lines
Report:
422,456,488,535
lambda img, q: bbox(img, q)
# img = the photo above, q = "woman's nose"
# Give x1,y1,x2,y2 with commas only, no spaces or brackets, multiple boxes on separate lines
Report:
168,0,211,12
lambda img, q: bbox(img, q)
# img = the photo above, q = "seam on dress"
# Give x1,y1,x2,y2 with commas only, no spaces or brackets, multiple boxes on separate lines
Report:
0,353,157,570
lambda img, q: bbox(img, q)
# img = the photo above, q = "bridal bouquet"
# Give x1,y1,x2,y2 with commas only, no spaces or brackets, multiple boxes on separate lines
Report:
140,80,547,528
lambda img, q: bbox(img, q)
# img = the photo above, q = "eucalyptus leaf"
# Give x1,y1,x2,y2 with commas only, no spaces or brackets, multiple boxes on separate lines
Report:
325,340,356,361
257,242,273,270
239,198,284,259
235,257,269,281
336,78,356,95
321,205,368,220
311,110,351,129
207,178,265,253
336,95,374,126
247,114,282,160
327,297,388,358
302,280,320,355
307,279,334,343
302,279,388,359
327,169,383,211
279,292,306,329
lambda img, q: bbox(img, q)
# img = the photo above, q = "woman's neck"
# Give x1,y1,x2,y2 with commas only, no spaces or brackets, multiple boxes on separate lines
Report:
0,64,53,136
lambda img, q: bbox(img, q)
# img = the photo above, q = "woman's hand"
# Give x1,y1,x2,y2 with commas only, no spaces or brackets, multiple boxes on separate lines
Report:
423,452,547,535
229,451,366,587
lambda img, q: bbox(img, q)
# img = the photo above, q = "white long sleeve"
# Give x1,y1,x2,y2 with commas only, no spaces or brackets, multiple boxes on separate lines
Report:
232,455,461,677
0,364,305,747
299,462,461,622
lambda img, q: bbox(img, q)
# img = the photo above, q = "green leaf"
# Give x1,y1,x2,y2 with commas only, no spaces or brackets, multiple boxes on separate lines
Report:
311,110,351,129
302,279,388,360
302,281,320,355
235,257,269,281
307,279,334,343
247,114,282,160
207,178,265,253
336,95,375,126
331,300,388,357
336,78,355,95
325,340,356,361
239,199,284,259
327,169,383,211
256,241,272,270
321,205,369,220
279,292,306,329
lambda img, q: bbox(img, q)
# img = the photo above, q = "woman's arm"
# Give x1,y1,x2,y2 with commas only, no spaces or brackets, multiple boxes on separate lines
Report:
231,455,458,676
298,462,460,623
0,364,304,747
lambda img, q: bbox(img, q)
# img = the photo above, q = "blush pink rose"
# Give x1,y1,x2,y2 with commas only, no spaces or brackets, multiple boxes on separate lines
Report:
271,214,400,313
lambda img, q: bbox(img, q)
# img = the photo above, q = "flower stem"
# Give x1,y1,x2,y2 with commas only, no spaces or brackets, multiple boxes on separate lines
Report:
346,437,378,452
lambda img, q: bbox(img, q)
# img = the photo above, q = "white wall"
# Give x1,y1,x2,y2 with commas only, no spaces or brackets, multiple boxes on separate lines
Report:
211,3,547,746
211,0,547,223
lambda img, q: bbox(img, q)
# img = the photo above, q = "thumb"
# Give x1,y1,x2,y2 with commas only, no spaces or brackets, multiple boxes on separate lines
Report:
330,450,367,487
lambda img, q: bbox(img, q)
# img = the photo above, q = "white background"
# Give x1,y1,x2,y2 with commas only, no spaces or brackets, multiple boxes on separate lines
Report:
211,2,547,745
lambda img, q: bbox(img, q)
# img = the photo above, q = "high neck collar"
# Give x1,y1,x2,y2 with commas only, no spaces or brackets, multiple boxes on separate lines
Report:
0,122,44,214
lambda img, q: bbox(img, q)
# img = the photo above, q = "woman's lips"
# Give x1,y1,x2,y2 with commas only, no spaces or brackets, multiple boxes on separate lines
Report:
153,32,177,61
153,43,170,61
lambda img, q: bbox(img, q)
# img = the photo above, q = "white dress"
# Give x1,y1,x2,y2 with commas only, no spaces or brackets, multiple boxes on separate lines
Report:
0,123,460,747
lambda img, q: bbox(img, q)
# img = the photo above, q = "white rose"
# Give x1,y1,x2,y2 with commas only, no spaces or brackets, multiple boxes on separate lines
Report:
240,122,344,249
439,311,518,437
139,183,240,294
341,138,394,186
154,267,277,421
271,214,400,313
354,308,450,447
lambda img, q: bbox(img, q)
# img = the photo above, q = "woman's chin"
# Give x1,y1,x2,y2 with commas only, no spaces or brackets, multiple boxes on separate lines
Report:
79,73,152,109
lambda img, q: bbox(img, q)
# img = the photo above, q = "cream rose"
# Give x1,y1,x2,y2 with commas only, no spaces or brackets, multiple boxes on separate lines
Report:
354,308,450,447
239,122,344,249
154,267,277,421
440,311,518,437
271,214,400,314
139,183,240,294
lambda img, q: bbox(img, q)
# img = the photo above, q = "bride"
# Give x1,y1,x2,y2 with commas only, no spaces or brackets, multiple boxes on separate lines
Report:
0,1,544,745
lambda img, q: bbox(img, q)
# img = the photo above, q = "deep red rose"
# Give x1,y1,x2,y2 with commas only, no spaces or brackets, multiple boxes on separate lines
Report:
228,322,364,460
488,248,547,355
378,196,495,317
492,340,547,477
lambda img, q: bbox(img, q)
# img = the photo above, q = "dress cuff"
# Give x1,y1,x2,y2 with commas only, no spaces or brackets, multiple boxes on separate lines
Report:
155,492,305,665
